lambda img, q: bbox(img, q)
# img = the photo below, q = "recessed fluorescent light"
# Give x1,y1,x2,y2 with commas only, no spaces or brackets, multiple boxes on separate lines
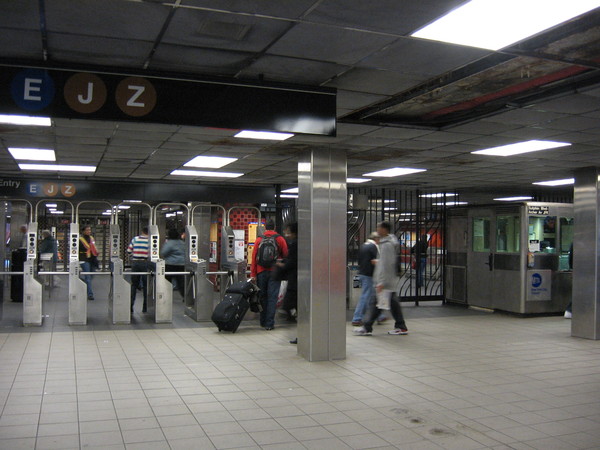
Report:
433,201,468,206
363,167,426,177
170,169,243,178
471,140,570,156
50,210,65,214
102,211,112,216
411,0,600,51
45,203,58,208
183,155,237,169
400,213,415,216
282,187,298,194
8,147,56,161
384,200,396,203
234,130,294,141
347,178,371,184
494,196,534,201
18,164,96,173
384,207,397,211
420,193,458,198
118,205,130,209
533,178,575,186
0,114,51,126
123,199,142,203
280,194,298,199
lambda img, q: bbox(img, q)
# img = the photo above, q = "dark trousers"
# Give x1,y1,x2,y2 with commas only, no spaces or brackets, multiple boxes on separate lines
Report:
362,291,407,333
131,260,148,310
166,264,185,298
283,289,297,314
257,271,280,328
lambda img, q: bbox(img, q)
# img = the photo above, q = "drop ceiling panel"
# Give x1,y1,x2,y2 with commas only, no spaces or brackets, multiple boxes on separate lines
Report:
536,94,600,115
238,55,349,85
325,68,425,96
164,9,292,53
45,0,170,40
150,44,251,75
179,0,317,19
267,23,397,66
337,90,389,110
305,0,465,35
358,38,490,76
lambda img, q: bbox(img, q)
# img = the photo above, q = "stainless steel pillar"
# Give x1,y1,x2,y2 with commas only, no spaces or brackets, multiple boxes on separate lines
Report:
68,261,88,325
572,168,600,339
185,261,214,321
298,148,347,361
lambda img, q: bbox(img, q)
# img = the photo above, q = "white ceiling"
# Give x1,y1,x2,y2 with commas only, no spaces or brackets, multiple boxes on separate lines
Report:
1,0,599,203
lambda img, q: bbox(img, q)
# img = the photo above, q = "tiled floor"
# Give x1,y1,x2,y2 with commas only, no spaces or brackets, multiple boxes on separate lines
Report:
0,300,599,449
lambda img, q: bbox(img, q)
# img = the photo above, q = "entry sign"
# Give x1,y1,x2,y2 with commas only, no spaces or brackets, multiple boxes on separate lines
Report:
528,205,549,216
527,270,552,301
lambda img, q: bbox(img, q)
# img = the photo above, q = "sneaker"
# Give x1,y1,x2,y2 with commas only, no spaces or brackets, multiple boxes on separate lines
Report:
351,321,362,326
388,328,408,335
87,296,94,301
353,327,372,336
564,311,572,319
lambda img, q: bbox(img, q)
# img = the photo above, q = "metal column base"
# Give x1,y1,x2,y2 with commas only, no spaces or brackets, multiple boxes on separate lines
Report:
68,261,88,325
23,260,42,327
110,259,131,324
185,261,215,322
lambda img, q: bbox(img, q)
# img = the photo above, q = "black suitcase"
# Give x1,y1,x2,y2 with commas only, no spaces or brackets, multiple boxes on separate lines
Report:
212,281,260,333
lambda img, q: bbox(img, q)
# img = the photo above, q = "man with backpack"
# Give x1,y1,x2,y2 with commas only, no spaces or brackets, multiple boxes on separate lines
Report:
354,221,408,336
250,220,289,330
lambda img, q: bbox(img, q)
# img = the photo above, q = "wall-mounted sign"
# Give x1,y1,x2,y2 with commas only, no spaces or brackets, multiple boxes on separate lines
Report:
528,205,549,216
528,239,540,252
1,65,336,135
527,270,551,301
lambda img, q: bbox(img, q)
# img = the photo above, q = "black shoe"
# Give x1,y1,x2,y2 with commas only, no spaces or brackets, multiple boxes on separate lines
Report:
265,327,274,331
289,338,297,344
87,296,94,301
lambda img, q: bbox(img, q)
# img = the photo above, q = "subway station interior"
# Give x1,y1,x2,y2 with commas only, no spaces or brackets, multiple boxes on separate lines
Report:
1,1,600,449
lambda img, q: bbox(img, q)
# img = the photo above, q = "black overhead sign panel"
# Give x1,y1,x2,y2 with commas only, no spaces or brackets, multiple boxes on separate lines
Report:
0,65,336,136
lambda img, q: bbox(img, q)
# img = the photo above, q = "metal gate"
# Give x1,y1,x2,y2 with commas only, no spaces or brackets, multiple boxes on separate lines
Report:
348,188,456,304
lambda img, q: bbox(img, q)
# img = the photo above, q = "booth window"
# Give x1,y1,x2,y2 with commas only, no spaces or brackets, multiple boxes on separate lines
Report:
528,215,557,253
473,217,490,252
496,215,520,253
559,217,574,271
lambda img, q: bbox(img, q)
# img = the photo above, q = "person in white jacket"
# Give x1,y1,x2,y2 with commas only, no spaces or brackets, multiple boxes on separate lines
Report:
354,221,408,336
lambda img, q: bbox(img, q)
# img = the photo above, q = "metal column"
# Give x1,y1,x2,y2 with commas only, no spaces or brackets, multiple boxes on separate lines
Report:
572,167,600,339
298,148,347,361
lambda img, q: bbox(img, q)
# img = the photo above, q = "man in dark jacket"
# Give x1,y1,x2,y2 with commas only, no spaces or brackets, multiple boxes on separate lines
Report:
251,220,288,330
352,232,379,325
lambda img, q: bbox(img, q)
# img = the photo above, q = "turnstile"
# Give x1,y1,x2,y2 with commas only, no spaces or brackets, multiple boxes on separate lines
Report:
109,258,131,324
23,259,42,326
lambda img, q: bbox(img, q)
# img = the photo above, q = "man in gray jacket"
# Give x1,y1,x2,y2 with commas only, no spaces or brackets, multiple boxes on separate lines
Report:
353,221,408,336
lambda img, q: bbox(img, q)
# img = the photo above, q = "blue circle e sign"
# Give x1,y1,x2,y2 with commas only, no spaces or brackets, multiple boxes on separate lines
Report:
11,69,55,111
531,273,542,288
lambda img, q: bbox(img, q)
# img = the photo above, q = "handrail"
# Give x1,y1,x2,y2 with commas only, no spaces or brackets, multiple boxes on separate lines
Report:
34,199,75,222
0,199,34,222
75,200,114,224
152,202,191,225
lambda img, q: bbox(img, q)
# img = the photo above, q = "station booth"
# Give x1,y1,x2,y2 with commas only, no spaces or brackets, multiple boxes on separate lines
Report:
446,202,573,314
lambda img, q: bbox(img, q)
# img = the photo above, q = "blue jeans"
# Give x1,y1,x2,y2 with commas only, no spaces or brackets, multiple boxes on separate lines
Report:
353,275,374,322
417,257,427,288
130,260,148,310
257,271,280,328
80,261,94,299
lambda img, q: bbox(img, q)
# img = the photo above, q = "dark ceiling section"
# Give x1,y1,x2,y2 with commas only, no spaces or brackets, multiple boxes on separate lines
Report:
1,0,600,205
342,11,600,129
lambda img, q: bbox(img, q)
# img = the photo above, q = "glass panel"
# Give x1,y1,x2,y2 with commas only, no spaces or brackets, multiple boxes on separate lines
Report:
497,215,520,253
528,215,557,254
473,217,491,252
559,217,574,271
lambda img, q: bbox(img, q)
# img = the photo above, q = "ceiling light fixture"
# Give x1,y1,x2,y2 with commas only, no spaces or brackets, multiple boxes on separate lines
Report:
50,210,65,214
411,0,600,50
234,130,294,141
280,194,298,199
363,167,426,177
281,187,298,194
471,140,570,156
0,114,51,126
433,201,469,206
494,196,534,201
420,193,458,198
533,178,575,186
18,164,96,173
8,147,56,161
118,205,131,210
123,200,142,203
183,155,238,169
347,178,372,184
45,203,58,208
170,169,243,178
